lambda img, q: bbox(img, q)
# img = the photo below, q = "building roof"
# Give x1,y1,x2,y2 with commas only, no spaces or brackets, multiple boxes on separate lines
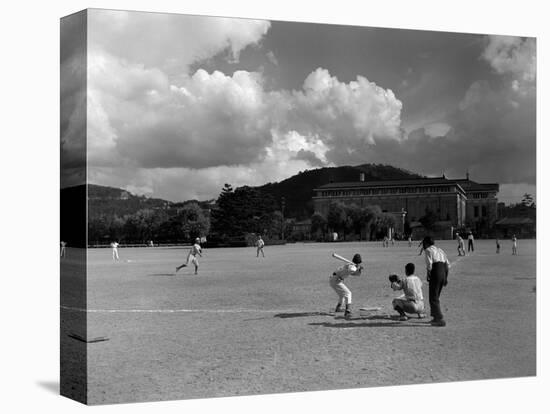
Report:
315,177,456,190
495,217,534,226
314,176,498,193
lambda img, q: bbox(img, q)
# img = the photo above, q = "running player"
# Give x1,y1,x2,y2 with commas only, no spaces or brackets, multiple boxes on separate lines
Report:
329,253,363,320
457,234,465,256
256,235,265,257
110,241,120,261
176,238,203,275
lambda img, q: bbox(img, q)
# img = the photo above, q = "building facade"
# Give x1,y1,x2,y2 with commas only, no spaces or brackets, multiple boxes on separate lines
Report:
312,174,499,234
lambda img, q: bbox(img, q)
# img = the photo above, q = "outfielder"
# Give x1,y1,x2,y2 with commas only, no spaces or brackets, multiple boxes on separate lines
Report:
329,253,363,320
389,263,425,321
256,235,265,257
111,241,120,261
60,241,67,258
176,238,202,275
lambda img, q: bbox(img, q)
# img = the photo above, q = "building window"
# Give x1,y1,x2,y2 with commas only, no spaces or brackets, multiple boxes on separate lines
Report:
482,206,487,217
474,206,479,217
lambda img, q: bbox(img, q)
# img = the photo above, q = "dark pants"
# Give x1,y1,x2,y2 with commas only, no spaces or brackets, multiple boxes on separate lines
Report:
468,240,474,252
429,262,447,321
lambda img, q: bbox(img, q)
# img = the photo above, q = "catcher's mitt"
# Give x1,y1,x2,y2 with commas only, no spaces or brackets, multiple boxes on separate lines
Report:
388,274,399,284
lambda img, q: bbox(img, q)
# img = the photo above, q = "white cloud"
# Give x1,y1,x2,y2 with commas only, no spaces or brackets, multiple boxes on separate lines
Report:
88,10,271,73
88,57,403,173
481,35,536,82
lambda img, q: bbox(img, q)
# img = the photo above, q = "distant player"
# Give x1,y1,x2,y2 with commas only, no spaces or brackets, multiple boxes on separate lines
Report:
382,236,389,248
512,235,518,255
149,240,154,247
408,236,412,248
467,231,475,253
176,238,202,275
60,241,67,258
496,238,501,254
256,235,265,257
389,263,425,321
457,234,465,256
110,241,120,261
329,253,363,320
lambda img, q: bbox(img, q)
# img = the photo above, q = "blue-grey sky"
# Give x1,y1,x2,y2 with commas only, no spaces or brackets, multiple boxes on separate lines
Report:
62,9,536,204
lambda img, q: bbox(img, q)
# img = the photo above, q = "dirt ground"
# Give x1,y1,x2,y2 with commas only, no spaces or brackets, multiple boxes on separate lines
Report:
62,239,536,405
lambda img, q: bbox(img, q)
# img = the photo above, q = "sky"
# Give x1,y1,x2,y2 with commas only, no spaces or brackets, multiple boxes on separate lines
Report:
60,9,537,204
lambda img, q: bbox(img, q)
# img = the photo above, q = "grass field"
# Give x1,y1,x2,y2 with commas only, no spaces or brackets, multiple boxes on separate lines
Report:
61,239,536,405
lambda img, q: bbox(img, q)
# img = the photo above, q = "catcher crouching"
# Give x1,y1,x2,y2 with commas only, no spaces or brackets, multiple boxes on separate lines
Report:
389,263,426,321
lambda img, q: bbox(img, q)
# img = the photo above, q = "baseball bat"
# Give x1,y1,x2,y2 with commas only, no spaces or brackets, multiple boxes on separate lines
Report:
332,253,355,265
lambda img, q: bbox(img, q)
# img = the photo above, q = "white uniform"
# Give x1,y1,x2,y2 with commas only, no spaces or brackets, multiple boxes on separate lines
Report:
391,275,425,314
111,242,120,260
187,243,202,266
329,263,362,306
256,238,265,257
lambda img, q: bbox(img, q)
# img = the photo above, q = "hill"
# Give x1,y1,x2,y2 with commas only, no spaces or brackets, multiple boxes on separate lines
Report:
65,164,422,222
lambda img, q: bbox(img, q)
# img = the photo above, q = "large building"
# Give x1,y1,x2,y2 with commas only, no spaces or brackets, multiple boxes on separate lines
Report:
312,173,499,235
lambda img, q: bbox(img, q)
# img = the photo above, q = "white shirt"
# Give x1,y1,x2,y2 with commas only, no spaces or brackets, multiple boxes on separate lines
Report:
111,242,119,249
190,243,202,256
468,234,474,241
424,245,449,271
391,275,424,302
333,263,362,280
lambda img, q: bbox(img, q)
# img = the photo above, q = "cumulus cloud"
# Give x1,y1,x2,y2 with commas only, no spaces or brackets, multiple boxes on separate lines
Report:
291,68,403,146
88,9,271,73
481,35,536,82
87,55,404,174
364,77,536,186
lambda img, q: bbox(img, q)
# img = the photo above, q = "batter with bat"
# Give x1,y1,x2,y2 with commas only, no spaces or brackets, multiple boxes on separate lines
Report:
329,253,364,320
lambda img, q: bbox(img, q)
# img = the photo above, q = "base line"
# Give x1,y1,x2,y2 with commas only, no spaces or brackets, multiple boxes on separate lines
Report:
61,305,310,314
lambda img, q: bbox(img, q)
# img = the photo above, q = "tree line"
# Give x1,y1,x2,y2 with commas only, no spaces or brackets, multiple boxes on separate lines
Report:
88,183,406,245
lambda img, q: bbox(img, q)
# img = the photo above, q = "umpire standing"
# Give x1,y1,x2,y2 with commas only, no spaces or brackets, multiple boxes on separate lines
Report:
422,236,450,327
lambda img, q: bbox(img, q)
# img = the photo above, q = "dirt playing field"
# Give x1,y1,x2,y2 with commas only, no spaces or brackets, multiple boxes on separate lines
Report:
61,239,536,405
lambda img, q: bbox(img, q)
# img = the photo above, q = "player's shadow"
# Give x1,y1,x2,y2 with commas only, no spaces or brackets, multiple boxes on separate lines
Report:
147,273,177,277
274,312,333,318
309,314,432,328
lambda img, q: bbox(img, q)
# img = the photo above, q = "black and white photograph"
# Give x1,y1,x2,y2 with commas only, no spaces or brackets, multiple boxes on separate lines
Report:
3,0,548,413
58,6,539,405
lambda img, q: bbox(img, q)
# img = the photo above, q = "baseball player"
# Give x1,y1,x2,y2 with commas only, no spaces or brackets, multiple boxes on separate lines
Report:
457,234,465,256
256,235,265,257
60,241,67,258
496,238,501,254
467,231,475,252
110,241,120,261
422,236,450,327
176,238,202,275
389,262,425,321
329,253,363,320
512,235,518,255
